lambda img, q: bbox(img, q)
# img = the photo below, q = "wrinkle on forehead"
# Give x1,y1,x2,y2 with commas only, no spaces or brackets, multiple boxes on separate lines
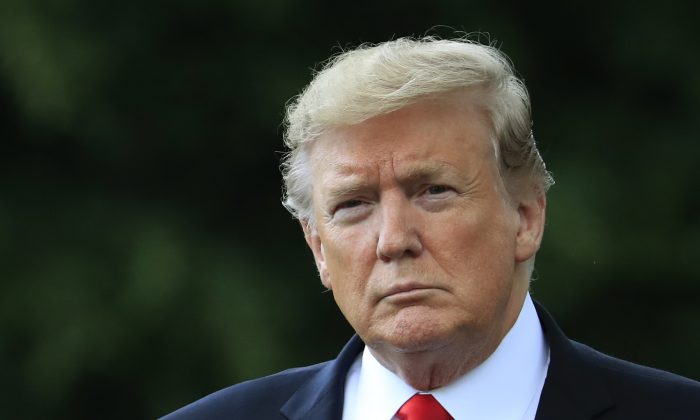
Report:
308,96,500,197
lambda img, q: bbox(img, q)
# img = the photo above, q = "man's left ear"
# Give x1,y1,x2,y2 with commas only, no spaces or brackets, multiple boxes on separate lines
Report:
515,192,546,263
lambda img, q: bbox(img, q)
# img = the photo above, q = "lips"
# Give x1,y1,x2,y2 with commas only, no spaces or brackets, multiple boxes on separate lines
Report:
381,283,438,300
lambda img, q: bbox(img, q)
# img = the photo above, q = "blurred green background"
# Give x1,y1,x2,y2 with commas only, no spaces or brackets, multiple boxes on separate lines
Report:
1,0,699,418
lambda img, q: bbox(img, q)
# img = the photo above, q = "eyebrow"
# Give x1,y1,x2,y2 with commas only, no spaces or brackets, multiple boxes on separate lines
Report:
326,182,368,201
399,162,458,184
323,160,461,201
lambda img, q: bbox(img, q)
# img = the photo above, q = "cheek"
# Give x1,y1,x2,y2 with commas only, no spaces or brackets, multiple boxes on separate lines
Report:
324,225,375,263
428,207,517,280
323,236,377,333
322,226,377,294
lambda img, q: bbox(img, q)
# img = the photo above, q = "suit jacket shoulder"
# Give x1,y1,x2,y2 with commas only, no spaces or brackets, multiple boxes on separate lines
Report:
161,336,364,420
161,363,328,419
534,302,700,420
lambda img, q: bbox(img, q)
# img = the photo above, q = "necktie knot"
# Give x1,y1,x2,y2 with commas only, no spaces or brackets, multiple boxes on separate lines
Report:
396,393,453,420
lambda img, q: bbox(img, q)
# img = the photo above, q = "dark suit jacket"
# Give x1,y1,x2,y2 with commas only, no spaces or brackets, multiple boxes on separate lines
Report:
162,303,700,419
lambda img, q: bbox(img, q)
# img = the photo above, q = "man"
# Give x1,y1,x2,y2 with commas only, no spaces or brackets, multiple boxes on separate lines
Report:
163,37,700,419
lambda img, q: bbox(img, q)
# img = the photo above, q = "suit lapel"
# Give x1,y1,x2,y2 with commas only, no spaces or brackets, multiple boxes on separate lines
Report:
280,335,364,420
533,302,614,420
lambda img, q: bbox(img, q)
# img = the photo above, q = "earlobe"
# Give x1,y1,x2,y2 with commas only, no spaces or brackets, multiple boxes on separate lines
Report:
301,221,332,290
317,244,331,289
515,193,546,263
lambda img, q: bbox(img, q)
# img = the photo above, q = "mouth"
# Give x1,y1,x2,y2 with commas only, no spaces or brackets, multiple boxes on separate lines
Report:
381,283,440,301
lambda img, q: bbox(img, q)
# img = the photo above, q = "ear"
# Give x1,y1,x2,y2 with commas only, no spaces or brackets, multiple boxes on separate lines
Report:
514,192,547,263
301,220,332,289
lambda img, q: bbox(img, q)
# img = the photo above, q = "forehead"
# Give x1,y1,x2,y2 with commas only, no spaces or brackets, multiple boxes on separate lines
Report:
308,98,496,183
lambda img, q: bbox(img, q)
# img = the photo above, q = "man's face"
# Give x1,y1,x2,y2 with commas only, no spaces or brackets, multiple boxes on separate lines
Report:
303,97,543,356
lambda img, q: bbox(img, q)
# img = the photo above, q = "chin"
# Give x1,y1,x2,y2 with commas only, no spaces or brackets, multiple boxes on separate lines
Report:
388,336,450,354
373,308,457,354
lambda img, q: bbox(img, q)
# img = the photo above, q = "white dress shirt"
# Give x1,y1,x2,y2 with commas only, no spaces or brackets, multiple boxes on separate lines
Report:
342,294,550,420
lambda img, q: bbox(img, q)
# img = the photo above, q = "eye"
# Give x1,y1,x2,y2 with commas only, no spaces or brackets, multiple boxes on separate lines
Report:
425,185,451,195
331,199,371,223
335,199,364,210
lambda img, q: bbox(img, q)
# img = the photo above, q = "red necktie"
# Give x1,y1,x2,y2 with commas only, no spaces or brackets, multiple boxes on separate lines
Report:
396,393,454,420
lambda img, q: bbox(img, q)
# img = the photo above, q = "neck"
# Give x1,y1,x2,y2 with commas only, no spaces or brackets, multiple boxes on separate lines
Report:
369,282,529,390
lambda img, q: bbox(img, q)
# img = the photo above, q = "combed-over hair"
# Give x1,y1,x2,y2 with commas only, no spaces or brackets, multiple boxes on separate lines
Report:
281,36,554,223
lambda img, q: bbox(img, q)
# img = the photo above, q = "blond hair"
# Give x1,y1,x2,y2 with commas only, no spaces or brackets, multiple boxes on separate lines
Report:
281,37,553,222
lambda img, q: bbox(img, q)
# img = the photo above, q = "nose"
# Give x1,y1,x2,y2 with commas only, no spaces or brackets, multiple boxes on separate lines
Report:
376,194,423,261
